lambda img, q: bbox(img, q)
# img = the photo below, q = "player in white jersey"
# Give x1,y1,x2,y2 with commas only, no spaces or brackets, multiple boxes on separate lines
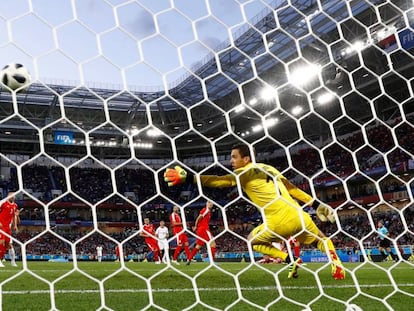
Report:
96,245,103,262
155,220,169,263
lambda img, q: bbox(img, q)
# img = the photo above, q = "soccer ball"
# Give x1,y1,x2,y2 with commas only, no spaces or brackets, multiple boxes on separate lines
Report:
346,304,363,311
0,63,31,92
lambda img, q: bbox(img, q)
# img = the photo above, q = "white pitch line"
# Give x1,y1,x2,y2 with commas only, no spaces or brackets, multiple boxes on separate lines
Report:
3,283,414,295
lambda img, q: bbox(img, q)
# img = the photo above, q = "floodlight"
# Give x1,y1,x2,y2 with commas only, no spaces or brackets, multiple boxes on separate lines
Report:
252,124,263,132
264,118,278,127
260,86,277,101
234,104,245,113
289,64,320,87
291,106,303,115
249,98,258,106
147,129,162,137
317,92,335,104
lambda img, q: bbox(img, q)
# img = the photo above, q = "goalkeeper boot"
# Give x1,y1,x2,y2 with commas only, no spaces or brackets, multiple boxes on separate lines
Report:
288,257,302,279
331,263,345,280
329,250,345,280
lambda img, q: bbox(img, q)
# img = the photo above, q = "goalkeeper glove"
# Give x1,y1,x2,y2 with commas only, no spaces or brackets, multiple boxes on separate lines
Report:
313,201,336,223
164,166,188,187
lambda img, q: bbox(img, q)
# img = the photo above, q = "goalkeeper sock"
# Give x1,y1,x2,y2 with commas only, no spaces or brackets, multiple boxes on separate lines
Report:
252,244,288,262
317,238,345,280
317,238,342,265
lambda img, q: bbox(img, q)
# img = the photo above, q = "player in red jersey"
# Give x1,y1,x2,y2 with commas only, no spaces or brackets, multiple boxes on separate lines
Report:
170,205,191,265
140,218,161,264
186,201,216,265
115,245,121,262
0,192,19,267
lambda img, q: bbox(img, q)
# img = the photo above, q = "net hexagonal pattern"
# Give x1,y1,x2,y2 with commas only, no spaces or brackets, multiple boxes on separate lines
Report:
0,0,413,310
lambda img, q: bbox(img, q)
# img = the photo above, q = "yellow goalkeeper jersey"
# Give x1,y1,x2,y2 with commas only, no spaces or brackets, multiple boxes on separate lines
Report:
199,163,314,219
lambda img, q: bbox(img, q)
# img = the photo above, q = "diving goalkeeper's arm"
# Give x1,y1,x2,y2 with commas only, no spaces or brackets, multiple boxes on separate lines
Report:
313,201,336,223
164,166,192,186
163,166,236,188
164,166,335,222
281,175,336,223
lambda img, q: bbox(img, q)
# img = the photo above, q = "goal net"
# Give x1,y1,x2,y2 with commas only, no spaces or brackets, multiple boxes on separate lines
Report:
0,0,414,310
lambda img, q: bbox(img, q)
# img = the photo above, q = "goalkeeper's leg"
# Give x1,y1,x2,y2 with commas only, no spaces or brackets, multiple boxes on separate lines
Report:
300,212,345,280
252,244,288,262
252,244,302,279
249,225,302,279
316,238,345,280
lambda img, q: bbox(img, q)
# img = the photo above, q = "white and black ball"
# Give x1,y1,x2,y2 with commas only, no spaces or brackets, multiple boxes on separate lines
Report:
0,63,31,92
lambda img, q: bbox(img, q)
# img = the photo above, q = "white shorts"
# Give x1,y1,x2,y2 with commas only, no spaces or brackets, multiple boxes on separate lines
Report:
158,239,169,250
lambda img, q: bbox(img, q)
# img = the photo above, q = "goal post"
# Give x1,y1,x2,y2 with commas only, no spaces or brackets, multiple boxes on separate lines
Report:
0,0,414,310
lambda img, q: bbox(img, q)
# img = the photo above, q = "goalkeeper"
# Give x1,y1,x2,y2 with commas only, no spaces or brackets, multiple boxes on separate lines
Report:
164,143,345,280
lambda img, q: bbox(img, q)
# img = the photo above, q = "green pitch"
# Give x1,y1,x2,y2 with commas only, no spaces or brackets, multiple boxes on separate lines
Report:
0,261,413,310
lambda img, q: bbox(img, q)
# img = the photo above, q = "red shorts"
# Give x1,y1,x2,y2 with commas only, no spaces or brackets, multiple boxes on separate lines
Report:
174,231,189,245
0,227,11,244
195,228,213,246
145,238,159,252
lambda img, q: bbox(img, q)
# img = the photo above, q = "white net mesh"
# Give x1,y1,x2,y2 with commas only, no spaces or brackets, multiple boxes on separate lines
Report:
0,0,414,310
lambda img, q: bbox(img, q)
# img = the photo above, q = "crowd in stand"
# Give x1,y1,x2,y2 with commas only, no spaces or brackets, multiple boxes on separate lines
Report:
1,117,414,258
9,205,413,259
14,229,146,259
0,120,410,207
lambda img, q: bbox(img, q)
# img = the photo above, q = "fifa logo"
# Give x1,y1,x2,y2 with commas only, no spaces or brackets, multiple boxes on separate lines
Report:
400,31,414,45
56,134,73,144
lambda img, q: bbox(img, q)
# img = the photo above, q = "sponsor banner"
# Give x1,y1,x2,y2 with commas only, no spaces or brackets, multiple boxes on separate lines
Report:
301,254,360,263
